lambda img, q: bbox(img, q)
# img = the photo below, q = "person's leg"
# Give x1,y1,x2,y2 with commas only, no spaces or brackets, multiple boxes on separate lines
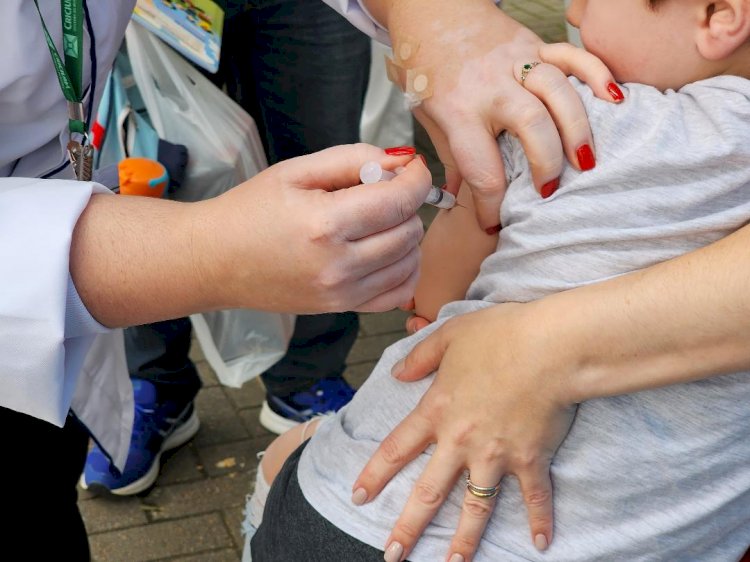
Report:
124,319,202,405
249,441,386,562
241,419,321,561
3,407,91,559
220,0,372,434
81,319,202,494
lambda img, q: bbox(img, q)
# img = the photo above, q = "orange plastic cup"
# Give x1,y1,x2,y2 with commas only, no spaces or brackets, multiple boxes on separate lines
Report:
118,157,169,198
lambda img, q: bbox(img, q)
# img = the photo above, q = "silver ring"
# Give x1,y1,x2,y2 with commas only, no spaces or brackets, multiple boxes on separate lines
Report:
466,475,501,499
520,61,542,85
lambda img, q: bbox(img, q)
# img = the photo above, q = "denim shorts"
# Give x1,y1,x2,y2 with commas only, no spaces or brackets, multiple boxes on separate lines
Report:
249,441,389,562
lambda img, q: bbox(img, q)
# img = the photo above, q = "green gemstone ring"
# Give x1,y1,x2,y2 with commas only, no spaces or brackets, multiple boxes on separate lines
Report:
520,61,542,84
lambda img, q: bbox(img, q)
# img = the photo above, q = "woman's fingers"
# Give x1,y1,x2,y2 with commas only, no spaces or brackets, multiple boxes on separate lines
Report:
540,43,622,104
405,314,431,334
280,143,419,192
391,324,450,382
347,214,424,280
440,115,509,230
352,407,434,503
333,157,432,241
412,108,464,196
449,494,497,562
354,252,422,313
384,451,465,562
517,464,555,551
517,62,595,177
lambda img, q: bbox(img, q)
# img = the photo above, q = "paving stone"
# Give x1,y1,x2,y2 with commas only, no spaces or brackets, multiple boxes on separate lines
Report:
193,387,249,447
223,378,265,410
89,513,232,561
196,360,219,387
222,506,247,552
188,340,205,364
237,408,277,439
198,437,274,478
156,444,205,486
347,332,405,364
79,495,148,534
147,472,252,521
358,309,409,337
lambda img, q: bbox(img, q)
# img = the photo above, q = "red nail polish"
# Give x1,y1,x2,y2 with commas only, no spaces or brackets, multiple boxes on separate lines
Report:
484,224,501,235
417,154,427,166
576,144,596,171
385,146,416,156
541,178,560,199
607,82,624,102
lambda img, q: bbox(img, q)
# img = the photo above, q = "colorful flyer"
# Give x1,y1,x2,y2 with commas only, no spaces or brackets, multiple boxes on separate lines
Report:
132,0,224,73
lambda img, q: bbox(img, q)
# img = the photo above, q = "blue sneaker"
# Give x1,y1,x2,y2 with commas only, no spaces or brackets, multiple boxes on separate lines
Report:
80,379,200,496
259,378,355,434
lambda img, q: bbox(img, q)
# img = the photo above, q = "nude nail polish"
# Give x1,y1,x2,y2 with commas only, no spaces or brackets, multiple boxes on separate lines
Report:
541,178,560,199
385,146,416,156
607,82,624,102
576,144,596,171
384,542,404,562
352,488,368,506
534,534,549,551
391,359,406,379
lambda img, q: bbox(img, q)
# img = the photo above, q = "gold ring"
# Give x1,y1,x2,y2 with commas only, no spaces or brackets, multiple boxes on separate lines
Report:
466,475,501,499
520,62,542,85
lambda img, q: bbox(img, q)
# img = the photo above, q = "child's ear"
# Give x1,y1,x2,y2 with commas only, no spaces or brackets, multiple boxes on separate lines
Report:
696,0,750,60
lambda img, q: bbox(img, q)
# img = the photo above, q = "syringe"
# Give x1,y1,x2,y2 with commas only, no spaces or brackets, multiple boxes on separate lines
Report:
359,161,457,210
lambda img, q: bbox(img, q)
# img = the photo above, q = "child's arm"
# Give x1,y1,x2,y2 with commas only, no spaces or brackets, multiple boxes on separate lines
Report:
413,184,499,322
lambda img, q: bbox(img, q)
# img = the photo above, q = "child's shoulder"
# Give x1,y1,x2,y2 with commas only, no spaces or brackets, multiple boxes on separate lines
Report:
498,75,750,187
571,75,750,133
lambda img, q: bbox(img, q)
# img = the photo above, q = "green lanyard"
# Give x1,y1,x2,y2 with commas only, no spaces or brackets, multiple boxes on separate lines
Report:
33,0,86,135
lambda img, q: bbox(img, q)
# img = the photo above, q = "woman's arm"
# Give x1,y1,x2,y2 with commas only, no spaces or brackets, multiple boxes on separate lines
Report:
354,222,750,561
357,0,620,229
71,144,431,326
413,185,498,322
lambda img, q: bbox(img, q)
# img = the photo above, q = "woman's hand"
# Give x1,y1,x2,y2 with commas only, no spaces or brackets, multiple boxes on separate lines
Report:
200,144,432,314
352,302,579,561
364,0,620,229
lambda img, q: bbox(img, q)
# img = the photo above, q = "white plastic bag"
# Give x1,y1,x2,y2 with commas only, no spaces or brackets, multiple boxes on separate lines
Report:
125,21,266,201
360,41,414,148
125,21,295,388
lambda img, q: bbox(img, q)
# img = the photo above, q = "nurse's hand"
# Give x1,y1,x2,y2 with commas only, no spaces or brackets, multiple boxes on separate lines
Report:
203,144,432,314
373,0,620,229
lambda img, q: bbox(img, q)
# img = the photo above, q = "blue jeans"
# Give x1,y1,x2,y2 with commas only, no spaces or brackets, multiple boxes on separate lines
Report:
128,0,371,398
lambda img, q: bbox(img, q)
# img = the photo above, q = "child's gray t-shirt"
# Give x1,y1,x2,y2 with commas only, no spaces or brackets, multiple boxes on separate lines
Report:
298,76,750,561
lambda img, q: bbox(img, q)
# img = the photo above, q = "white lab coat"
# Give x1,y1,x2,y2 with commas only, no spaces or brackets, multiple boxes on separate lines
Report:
0,0,381,471
1,0,136,469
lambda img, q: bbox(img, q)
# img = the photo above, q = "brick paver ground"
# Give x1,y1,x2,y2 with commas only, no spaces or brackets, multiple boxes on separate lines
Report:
80,3,568,559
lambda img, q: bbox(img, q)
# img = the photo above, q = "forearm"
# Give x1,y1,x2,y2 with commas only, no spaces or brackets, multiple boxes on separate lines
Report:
70,194,226,327
540,225,750,404
361,0,507,33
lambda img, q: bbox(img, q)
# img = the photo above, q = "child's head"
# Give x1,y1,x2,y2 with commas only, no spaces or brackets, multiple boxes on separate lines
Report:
566,0,750,90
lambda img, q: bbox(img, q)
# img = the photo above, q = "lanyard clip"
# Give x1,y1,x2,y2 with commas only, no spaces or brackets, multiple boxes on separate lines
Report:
67,101,85,122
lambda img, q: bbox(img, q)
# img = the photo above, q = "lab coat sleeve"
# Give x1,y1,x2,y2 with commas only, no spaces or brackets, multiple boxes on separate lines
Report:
0,177,111,427
321,0,391,45
321,0,503,46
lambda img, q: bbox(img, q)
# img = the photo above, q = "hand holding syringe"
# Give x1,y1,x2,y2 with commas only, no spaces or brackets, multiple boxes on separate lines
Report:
359,161,457,210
